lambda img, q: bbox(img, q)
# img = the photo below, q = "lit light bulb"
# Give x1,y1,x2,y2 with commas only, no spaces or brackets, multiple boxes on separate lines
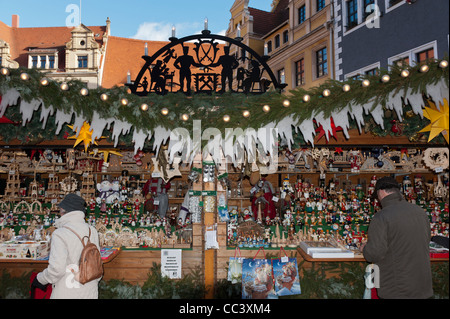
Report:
401,69,410,78
439,60,448,68
141,103,148,111
20,73,29,81
1,67,10,76
419,64,429,73
342,84,351,92
283,99,290,107
322,89,331,97
121,98,129,106
60,82,69,91
263,105,271,113
223,115,231,122
100,93,109,101
362,79,370,87
181,114,189,121
40,78,49,86
303,94,310,102
80,88,89,96
381,75,390,83
161,108,169,116
242,110,250,118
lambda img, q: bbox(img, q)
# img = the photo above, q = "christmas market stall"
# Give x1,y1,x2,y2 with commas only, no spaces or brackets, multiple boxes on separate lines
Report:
0,31,448,298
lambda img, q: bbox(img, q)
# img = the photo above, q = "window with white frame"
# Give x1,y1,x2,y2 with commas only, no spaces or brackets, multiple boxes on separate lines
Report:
363,0,375,20
344,62,380,80
385,0,405,13
343,0,380,34
387,41,438,69
347,0,359,30
28,52,58,69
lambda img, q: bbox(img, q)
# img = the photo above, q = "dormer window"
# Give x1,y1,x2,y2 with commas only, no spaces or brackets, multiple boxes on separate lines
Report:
28,49,58,70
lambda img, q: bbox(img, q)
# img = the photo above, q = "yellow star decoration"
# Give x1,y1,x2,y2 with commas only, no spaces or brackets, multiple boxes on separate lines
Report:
419,98,449,144
67,121,104,152
90,149,123,163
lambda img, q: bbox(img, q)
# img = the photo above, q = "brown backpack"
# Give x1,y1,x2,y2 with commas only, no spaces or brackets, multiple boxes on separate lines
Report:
65,226,103,284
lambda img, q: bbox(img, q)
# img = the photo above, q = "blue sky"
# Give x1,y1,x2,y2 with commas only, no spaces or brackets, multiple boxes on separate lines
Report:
0,0,273,40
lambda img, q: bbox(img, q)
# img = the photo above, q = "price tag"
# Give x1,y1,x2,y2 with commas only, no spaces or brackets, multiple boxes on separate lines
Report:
272,196,279,202
288,164,295,170
152,172,161,178
281,256,289,263
435,167,443,173
153,200,160,205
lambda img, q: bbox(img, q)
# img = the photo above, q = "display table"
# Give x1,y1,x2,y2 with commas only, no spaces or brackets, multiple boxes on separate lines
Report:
0,247,121,265
297,246,449,263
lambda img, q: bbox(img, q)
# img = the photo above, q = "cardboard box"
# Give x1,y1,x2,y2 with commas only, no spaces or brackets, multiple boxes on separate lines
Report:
0,241,49,260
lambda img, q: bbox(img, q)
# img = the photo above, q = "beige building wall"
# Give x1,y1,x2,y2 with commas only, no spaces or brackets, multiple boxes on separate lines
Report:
227,0,334,92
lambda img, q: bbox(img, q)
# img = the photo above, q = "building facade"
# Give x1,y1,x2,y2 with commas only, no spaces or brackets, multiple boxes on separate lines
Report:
0,15,221,92
0,15,109,88
227,0,335,91
334,0,449,80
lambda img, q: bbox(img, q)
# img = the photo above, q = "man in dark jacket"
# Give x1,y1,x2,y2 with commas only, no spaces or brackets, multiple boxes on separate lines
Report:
362,176,433,299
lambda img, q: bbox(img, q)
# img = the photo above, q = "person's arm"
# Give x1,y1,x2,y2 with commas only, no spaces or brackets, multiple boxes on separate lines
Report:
36,232,69,285
363,214,388,263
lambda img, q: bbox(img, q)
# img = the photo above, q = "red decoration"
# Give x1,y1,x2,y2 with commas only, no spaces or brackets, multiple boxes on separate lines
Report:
314,117,343,142
334,147,343,154
390,120,403,135
0,96,19,125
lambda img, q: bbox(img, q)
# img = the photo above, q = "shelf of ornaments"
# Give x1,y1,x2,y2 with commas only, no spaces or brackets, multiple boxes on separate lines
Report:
225,196,449,252
0,201,195,250
223,159,448,249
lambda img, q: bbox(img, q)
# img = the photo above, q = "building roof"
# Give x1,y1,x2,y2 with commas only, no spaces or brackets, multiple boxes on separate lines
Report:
0,21,106,70
101,36,225,89
1,17,225,90
249,0,289,37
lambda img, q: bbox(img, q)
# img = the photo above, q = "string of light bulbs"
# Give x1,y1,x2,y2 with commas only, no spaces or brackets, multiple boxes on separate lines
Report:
1,59,447,125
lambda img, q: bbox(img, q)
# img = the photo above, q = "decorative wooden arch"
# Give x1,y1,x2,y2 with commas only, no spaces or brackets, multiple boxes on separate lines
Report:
127,32,287,96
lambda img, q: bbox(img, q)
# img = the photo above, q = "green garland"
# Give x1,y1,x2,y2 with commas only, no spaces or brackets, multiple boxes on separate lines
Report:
0,58,448,147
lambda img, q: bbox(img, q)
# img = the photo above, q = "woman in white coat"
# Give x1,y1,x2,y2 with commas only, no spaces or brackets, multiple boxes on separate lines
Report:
32,193,102,299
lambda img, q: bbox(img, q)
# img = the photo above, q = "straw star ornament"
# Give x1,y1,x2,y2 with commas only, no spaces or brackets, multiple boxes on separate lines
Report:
419,98,449,144
67,121,104,152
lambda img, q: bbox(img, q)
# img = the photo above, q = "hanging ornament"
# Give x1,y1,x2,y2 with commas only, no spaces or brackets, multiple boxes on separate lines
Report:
419,98,449,144
67,121,105,152
390,120,403,135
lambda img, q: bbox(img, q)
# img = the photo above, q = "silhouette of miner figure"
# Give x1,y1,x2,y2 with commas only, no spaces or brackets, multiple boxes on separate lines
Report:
174,46,201,94
211,46,239,92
